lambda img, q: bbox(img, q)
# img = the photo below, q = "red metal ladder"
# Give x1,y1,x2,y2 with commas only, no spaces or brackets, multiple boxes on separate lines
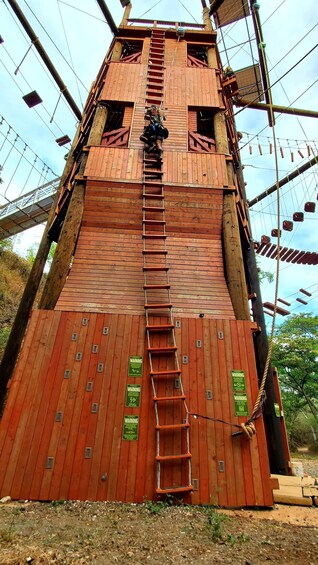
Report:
143,28,192,496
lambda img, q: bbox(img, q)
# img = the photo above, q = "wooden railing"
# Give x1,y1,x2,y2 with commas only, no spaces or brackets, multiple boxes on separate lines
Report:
121,51,142,64
101,127,130,147
188,131,216,153
187,55,208,68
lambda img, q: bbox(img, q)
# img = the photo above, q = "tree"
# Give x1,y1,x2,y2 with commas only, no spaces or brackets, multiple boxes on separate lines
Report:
271,313,318,449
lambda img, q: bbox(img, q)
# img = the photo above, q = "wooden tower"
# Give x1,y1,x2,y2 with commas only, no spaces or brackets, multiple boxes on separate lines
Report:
0,4,289,506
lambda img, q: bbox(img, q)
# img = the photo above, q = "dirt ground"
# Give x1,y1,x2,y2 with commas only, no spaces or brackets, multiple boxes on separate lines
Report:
0,458,317,565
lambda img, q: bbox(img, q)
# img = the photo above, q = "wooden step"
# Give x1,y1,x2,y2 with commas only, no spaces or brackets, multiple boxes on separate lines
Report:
144,284,170,289
154,395,186,402
143,266,168,271
156,486,193,495
142,206,165,212
143,192,164,198
148,346,177,354
145,303,172,309
143,250,167,255
143,170,163,175
156,423,190,430
150,369,180,376
143,219,165,225
156,453,191,461
143,234,167,239
146,324,174,331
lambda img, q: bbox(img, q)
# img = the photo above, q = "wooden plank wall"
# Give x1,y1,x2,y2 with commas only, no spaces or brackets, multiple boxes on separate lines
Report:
56,181,233,318
101,62,147,104
0,311,273,506
84,149,227,187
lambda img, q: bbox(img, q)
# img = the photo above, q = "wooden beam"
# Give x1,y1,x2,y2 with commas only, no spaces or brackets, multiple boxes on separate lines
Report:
38,183,85,310
209,0,226,16
234,99,318,119
7,0,82,121
0,125,81,410
223,192,250,320
95,0,118,35
39,103,108,309
249,154,318,208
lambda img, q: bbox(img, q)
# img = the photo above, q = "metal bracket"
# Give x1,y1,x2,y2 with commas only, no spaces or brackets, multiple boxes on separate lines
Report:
75,352,82,361
45,457,54,469
175,320,181,328
97,363,104,373
218,460,225,472
182,355,188,364
196,339,202,348
64,369,71,379
91,403,99,414
102,327,109,335
206,390,213,400
86,382,93,392
92,344,99,353
217,331,224,340
55,412,63,422
84,447,92,459
82,317,89,326
71,333,78,341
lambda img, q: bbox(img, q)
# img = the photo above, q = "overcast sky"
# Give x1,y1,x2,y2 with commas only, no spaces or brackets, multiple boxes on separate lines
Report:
0,0,317,318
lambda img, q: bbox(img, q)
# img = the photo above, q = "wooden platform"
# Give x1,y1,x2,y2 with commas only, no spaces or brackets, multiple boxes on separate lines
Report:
0,312,273,506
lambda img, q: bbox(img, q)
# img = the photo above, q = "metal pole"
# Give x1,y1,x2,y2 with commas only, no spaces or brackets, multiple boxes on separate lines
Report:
7,0,82,121
249,154,318,208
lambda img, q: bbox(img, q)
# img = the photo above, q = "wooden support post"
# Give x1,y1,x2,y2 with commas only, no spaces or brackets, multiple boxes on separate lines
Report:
223,192,250,320
111,40,123,61
214,109,249,319
0,128,80,410
203,7,213,32
39,183,85,310
39,104,108,310
245,245,289,474
120,3,132,26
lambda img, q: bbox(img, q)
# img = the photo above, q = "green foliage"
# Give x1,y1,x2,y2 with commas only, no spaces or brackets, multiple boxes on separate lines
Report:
204,507,227,541
271,313,318,448
145,495,174,514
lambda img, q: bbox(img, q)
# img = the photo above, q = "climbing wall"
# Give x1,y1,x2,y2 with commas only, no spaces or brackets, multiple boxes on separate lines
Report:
0,310,273,505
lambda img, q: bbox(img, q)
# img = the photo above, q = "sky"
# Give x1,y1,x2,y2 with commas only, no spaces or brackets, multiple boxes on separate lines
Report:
0,0,317,319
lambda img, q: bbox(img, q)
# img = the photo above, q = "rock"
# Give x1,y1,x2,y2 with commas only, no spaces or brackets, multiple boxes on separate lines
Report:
0,495,11,503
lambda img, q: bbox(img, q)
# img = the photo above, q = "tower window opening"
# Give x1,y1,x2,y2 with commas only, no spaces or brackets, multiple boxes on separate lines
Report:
188,107,216,153
121,40,143,63
101,102,132,148
187,44,208,68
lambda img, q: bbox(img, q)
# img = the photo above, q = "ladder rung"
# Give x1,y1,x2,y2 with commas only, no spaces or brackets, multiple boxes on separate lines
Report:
143,234,167,239
143,219,165,225
143,194,164,199
143,170,163,175
156,423,190,430
154,395,186,402
143,250,167,255
145,303,172,309
143,266,168,271
144,284,170,289
146,324,174,331
142,206,165,212
156,486,193,495
156,453,191,461
150,369,180,375
148,346,177,354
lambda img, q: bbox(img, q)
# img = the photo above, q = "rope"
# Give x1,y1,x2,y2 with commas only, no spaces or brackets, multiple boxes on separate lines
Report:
241,6,282,437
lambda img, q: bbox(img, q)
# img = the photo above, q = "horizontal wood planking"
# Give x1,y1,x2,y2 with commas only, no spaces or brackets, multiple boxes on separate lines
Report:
0,313,272,507
84,148,227,188
55,181,232,317
101,62,147,104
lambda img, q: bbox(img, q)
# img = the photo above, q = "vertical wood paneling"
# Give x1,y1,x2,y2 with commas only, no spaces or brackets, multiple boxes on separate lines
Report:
164,67,219,107
101,63,147,104
0,313,273,507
